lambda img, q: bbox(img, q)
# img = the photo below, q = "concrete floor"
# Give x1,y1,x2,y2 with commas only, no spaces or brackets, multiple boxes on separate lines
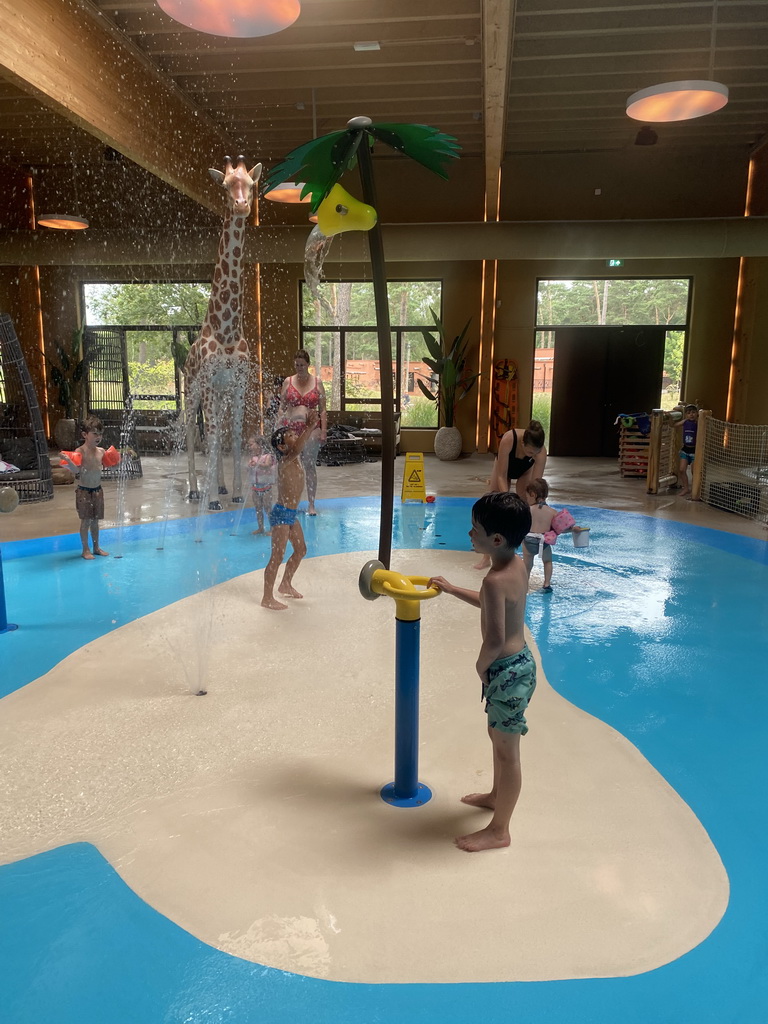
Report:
2,451,765,543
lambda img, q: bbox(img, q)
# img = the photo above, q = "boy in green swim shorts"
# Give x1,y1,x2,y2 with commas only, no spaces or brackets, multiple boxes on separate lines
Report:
428,492,534,852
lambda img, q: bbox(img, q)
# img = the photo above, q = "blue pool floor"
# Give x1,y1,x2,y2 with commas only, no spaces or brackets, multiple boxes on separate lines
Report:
1,498,768,1024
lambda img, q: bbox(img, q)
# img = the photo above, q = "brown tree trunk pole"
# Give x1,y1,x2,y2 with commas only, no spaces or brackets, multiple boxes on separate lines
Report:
356,130,395,569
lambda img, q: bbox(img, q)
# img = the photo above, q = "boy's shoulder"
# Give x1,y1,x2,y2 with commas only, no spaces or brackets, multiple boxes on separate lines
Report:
483,555,527,591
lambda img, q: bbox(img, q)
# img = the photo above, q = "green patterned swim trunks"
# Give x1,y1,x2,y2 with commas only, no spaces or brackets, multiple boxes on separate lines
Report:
483,646,537,735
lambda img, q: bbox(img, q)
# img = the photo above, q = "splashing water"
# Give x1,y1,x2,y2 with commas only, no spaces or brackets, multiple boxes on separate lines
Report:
304,225,336,321
112,401,138,559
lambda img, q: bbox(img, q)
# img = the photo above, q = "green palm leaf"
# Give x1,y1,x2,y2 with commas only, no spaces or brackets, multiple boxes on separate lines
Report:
368,124,460,178
262,130,361,212
263,122,461,212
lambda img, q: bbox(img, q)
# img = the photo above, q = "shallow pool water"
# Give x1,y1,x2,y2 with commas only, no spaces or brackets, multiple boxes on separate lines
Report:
1,499,767,1023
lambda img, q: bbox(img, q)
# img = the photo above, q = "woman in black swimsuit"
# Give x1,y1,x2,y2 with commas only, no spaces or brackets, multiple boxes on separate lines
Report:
490,419,547,498
474,419,547,569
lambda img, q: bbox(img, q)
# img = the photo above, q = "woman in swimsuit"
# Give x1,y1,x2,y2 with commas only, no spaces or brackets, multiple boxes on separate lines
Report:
277,349,327,515
474,419,547,569
490,419,547,498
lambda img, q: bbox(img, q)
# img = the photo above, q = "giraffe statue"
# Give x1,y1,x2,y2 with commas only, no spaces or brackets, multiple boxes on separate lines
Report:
184,156,261,509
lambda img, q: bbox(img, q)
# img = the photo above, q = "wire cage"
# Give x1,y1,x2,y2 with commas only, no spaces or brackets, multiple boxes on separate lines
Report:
83,327,142,480
0,314,53,503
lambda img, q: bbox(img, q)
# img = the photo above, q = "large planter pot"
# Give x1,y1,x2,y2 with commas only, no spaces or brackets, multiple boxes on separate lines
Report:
434,425,462,461
54,418,78,450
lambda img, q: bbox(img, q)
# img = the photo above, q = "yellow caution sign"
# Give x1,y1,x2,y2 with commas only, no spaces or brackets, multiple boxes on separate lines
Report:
401,452,427,502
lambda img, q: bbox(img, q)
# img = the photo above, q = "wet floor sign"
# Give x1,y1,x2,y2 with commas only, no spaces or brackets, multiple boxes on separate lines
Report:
401,452,427,502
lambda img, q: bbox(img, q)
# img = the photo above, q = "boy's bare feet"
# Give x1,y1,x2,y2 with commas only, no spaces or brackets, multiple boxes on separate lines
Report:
461,791,495,810
473,558,490,571
252,528,266,535
261,596,288,610
81,550,94,560
455,826,511,852
93,548,109,556
278,583,303,599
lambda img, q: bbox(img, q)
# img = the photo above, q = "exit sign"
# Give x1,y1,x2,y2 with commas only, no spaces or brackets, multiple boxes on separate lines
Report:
607,259,624,267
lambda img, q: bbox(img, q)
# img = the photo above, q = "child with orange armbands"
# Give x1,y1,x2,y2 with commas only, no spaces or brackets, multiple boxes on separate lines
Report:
60,415,121,559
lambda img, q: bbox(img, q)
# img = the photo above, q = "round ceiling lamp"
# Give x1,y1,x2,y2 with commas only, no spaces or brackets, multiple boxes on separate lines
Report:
263,181,310,203
156,0,300,38
626,80,728,122
37,214,89,230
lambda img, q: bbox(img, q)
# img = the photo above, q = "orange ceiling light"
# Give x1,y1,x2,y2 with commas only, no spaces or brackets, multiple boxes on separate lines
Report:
626,80,728,122
156,0,300,38
263,181,311,203
37,214,89,230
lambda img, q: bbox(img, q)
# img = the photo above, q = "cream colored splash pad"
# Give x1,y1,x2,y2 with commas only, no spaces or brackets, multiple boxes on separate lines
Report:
0,550,727,983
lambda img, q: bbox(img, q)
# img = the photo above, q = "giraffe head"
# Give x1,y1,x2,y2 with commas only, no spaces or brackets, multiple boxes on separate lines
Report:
209,156,262,217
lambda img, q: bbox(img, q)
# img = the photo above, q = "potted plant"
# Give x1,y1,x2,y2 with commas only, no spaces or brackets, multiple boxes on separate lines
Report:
417,309,480,460
46,324,86,450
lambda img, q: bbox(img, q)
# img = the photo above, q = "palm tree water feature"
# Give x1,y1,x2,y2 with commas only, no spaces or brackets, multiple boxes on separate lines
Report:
264,116,460,568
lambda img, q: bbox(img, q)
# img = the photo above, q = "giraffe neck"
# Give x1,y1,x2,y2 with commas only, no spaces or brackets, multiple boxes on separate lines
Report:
201,208,249,347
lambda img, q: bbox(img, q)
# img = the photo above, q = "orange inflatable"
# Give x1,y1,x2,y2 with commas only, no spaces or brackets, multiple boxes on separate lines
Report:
59,450,82,467
101,446,121,467
60,446,120,467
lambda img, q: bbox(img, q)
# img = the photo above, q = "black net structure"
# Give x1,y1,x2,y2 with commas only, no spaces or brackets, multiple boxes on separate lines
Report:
84,327,142,480
0,313,53,502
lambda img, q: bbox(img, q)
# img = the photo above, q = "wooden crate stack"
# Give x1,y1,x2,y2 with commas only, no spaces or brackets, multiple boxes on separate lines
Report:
618,422,650,477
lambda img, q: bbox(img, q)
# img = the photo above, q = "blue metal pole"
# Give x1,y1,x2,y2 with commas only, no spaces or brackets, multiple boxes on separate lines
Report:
394,617,420,798
380,615,432,807
0,547,18,634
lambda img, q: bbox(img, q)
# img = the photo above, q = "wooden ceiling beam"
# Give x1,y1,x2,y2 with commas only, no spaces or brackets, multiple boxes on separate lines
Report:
104,0,477,32
0,0,234,211
162,42,479,76
141,17,479,54
482,0,514,217
192,67,481,99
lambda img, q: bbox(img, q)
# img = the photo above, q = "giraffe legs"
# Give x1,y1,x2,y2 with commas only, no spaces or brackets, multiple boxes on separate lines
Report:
230,386,246,503
185,389,202,501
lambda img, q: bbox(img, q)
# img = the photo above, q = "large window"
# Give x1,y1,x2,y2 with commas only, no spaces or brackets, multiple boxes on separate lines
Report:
83,281,209,410
533,278,691,437
300,280,442,427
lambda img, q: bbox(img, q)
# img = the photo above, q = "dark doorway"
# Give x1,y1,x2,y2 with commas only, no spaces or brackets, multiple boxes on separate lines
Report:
549,326,666,457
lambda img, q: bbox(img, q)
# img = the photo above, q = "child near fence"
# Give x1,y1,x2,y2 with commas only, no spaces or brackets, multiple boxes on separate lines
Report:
678,405,699,497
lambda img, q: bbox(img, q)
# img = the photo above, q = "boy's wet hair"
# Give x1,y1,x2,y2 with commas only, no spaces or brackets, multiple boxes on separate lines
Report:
81,414,104,435
472,492,532,549
684,404,698,414
526,477,549,502
270,426,290,459
523,418,545,450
